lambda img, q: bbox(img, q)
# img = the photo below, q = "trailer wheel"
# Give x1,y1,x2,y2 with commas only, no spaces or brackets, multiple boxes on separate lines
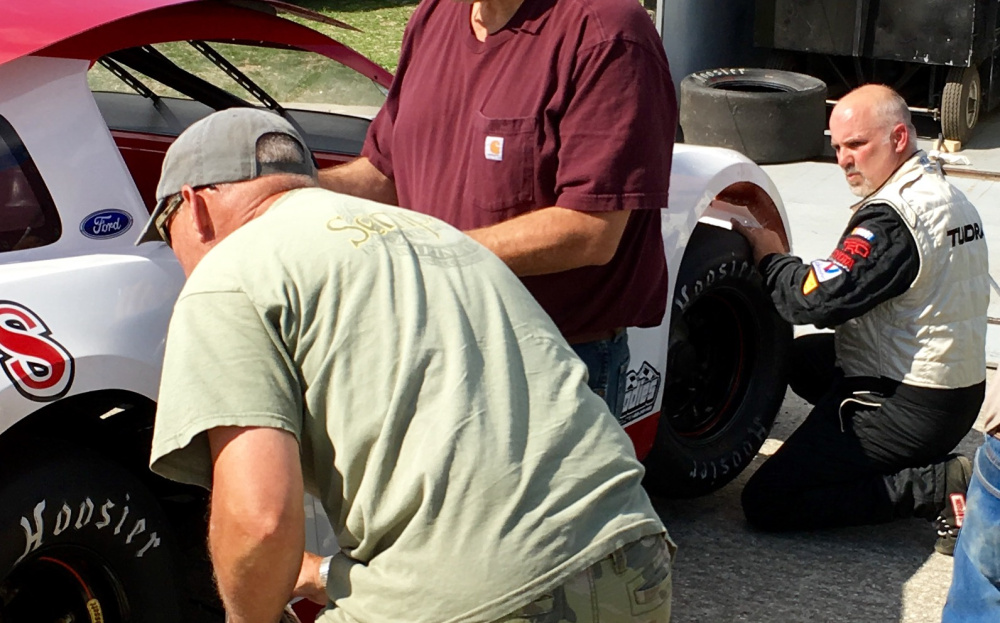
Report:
942,65,980,143
0,445,184,623
643,226,791,498
680,68,827,164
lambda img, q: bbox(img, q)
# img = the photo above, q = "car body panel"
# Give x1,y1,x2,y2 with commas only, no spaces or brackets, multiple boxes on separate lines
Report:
0,0,191,65
0,56,185,426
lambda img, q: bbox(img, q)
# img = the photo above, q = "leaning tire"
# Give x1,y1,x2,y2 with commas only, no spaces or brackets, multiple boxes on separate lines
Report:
0,444,184,623
643,226,791,498
941,65,981,143
680,68,827,164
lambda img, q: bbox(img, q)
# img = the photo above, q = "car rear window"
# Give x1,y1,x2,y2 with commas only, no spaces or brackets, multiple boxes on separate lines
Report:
0,115,60,253
88,41,387,119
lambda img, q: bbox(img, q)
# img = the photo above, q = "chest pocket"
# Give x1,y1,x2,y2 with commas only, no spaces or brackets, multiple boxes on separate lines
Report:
465,113,537,212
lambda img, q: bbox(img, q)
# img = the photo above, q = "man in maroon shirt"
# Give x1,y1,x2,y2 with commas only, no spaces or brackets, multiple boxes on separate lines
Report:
320,0,676,420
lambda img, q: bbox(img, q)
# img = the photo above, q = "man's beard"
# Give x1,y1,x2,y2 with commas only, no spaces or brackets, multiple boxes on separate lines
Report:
845,168,875,197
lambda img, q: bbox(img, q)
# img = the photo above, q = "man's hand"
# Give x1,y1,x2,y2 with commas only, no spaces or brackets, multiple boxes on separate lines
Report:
318,157,398,205
731,220,785,265
293,552,328,605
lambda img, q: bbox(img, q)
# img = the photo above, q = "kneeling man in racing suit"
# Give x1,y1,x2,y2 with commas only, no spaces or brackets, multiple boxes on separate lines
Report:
138,108,674,623
734,84,988,555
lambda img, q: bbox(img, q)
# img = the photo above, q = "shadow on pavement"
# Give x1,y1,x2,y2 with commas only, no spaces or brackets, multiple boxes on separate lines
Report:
655,385,989,623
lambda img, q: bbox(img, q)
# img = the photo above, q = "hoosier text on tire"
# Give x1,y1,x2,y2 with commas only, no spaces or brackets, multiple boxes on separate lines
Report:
644,226,792,497
0,445,184,623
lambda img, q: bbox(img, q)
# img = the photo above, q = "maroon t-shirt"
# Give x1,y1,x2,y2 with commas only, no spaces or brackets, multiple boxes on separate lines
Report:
363,0,675,338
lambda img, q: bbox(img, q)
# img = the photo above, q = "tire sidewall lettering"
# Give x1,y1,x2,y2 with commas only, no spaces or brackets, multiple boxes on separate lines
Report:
684,416,768,482
11,492,162,566
695,68,747,81
673,259,752,313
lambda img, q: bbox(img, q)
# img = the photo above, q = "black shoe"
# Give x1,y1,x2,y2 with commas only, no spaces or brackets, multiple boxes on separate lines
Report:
934,454,972,556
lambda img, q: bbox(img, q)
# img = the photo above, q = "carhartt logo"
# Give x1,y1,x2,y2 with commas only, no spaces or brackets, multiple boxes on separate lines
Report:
485,136,503,161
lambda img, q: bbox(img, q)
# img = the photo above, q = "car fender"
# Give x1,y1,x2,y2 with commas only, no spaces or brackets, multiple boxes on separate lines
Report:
0,250,184,432
622,144,790,459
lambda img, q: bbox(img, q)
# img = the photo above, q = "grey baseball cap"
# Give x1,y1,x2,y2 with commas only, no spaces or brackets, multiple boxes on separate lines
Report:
135,108,317,245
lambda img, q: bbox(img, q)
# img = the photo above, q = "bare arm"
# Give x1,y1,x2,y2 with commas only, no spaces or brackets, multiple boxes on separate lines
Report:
207,426,305,623
318,157,398,205
466,207,630,276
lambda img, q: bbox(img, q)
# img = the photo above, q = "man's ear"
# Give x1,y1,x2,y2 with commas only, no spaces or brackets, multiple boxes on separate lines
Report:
892,123,909,153
181,185,216,243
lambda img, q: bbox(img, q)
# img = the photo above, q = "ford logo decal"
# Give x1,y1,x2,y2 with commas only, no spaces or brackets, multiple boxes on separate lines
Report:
80,209,133,240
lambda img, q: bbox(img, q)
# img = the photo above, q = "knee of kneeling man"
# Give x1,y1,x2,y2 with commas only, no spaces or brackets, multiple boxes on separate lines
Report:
741,476,786,531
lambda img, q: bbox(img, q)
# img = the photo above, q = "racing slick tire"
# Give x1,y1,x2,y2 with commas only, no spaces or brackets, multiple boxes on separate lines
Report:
679,68,827,164
644,225,791,498
0,443,184,623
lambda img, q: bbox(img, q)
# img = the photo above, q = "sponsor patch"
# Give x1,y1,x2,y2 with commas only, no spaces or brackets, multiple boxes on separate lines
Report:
947,223,985,247
622,361,661,425
803,269,819,295
810,260,845,283
850,227,875,242
80,209,133,240
841,237,872,258
830,249,856,270
484,136,504,161
0,301,74,401
950,493,966,528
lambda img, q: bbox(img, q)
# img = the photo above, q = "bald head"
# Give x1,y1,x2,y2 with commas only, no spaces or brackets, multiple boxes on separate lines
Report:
829,85,918,197
835,84,917,138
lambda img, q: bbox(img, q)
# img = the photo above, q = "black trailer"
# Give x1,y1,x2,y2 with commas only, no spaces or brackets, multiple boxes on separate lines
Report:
754,0,1000,142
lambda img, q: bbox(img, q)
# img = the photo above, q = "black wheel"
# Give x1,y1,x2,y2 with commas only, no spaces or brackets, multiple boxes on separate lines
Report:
679,68,827,164
942,65,980,143
0,445,183,623
643,226,791,498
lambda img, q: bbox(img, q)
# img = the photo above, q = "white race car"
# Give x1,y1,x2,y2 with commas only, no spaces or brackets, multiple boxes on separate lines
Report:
0,1,792,621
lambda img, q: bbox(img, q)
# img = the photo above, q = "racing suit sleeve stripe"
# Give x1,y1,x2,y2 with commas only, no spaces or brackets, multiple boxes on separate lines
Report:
758,203,919,329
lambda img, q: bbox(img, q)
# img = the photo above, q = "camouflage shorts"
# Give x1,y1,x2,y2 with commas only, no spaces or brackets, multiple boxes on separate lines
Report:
494,534,676,623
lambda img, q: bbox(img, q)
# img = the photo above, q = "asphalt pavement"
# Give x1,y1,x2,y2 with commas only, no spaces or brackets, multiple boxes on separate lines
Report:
654,371,993,623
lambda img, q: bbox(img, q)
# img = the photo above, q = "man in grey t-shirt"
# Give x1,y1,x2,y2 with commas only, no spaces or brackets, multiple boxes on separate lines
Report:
138,109,674,623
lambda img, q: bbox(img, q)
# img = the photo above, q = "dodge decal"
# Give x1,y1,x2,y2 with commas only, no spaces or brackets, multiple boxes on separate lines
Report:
0,301,74,401
622,361,661,425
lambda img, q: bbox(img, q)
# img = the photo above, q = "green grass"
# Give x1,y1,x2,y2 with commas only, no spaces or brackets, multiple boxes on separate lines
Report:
87,1,414,109
289,0,416,73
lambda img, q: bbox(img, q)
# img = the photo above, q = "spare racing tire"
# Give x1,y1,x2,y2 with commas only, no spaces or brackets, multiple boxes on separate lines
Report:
680,68,827,164
643,225,791,498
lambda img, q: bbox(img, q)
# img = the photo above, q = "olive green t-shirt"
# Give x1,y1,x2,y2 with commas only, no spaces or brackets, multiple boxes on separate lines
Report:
149,188,665,623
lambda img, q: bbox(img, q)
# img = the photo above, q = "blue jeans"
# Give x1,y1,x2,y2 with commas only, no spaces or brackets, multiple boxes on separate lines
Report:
571,330,629,422
942,434,1000,622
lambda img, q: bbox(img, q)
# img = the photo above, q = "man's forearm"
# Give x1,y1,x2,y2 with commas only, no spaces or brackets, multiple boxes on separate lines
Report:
318,157,398,205
208,427,306,623
209,508,304,623
466,206,629,276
